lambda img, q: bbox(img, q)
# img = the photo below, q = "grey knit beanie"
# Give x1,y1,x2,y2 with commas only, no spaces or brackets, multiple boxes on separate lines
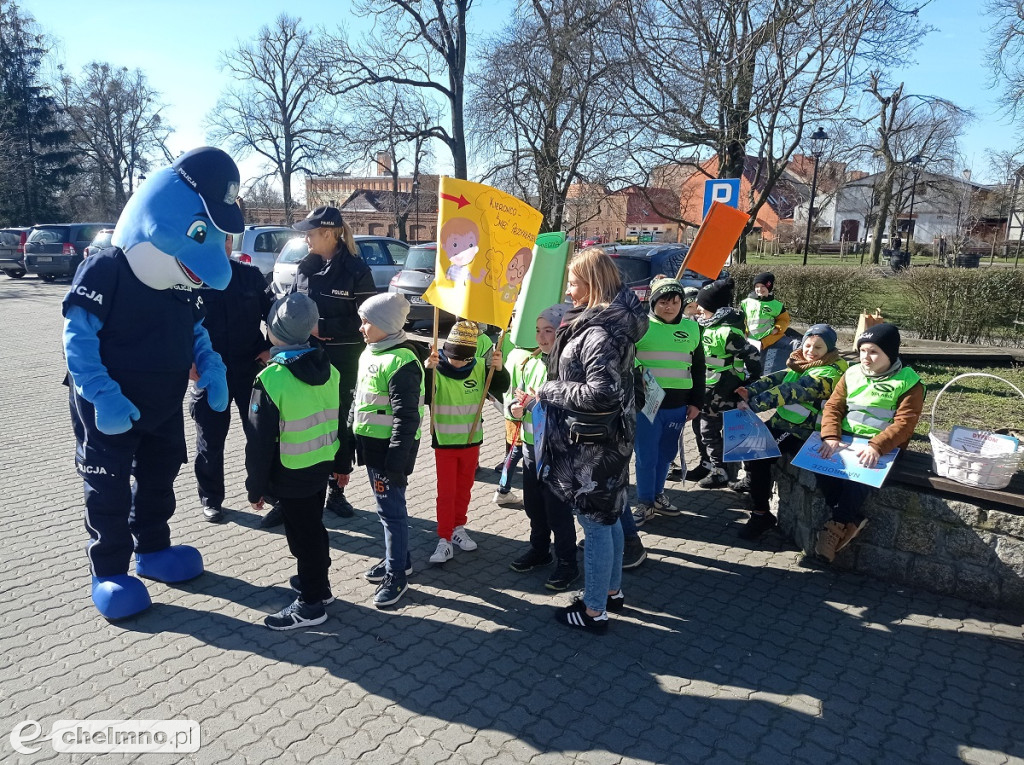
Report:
358,292,410,336
268,293,319,346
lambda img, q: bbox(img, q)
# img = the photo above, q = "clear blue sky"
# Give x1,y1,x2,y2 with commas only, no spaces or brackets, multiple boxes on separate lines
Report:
31,0,1015,186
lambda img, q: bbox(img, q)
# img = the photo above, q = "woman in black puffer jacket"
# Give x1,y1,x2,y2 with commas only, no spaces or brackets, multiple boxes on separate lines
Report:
291,206,377,518
536,248,648,634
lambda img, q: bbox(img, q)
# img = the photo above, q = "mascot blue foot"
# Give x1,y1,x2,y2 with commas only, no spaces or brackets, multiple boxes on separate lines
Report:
135,545,204,583
92,575,152,620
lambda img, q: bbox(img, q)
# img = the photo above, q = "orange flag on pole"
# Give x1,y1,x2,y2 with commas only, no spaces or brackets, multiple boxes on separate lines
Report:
679,201,749,280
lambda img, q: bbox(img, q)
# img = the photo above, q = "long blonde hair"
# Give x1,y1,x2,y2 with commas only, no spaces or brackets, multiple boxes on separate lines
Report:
568,247,622,309
327,221,358,257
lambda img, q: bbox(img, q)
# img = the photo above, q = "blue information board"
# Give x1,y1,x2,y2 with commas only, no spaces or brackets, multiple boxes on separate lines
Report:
702,178,741,219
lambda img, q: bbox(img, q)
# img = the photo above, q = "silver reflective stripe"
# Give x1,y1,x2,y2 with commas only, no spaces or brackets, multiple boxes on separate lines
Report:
434,404,479,416
355,411,393,427
779,403,812,418
357,393,390,406
281,408,339,433
435,421,476,434
637,351,693,363
846,405,894,430
706,357,728,368
280,431,337,456
523,420,534,435
656,368,692,380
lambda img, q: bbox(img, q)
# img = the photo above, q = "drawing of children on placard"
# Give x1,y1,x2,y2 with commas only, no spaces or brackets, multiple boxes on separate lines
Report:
440,217,487,284
499,247,533,303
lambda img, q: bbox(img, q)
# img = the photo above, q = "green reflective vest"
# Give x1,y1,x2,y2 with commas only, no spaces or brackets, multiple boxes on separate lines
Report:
741,297,784,340
636,317,700,391
352,346,424,441
433,360,490,446
774,359,850,427
505,347,548,445
258,360,341,470
841,364,922,438
702,324,746,386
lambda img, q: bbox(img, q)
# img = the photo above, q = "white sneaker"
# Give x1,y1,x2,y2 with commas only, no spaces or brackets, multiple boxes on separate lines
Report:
429,538,453,564
493,489,522,507
451,526,478,551
631,502,655,527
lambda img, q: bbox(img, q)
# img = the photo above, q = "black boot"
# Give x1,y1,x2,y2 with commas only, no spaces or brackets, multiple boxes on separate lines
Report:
325,485,355,518
738,511,777,540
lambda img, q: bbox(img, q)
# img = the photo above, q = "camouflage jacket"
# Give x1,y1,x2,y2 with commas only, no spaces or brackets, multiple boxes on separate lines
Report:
746,351,846,440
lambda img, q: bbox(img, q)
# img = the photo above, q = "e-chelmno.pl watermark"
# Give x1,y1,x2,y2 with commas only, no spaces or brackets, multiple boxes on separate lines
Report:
9,719,200,754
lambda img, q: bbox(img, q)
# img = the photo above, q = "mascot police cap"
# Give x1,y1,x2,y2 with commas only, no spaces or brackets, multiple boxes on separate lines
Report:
111,146,242,292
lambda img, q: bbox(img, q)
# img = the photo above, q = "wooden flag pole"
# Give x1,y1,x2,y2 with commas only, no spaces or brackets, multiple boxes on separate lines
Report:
466,327,506,445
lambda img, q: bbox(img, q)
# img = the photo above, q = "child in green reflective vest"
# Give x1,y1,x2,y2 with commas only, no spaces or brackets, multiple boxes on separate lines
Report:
814,323,924,562
353,293,425,609
741,272,791,374
424,321,510,566
735,324,848,540
246,293,340,630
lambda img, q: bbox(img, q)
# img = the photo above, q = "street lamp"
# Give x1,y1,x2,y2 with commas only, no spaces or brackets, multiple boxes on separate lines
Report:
904,155,922,255
802,126,829,266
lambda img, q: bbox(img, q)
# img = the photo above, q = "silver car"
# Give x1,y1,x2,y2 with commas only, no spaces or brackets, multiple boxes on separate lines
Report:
271,235,410,297
230,225,297,278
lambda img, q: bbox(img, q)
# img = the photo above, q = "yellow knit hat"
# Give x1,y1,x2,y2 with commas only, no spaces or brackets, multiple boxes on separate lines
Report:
443,320,480,360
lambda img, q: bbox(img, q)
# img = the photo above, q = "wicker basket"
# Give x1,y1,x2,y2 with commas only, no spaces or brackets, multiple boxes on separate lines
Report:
928,373,1024,489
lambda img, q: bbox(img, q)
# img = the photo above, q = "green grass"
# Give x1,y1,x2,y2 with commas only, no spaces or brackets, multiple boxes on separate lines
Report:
905,362,1024,452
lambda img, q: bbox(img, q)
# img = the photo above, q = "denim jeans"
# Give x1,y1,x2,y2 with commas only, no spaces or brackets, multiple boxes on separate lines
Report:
366,466,411,579
577,514,623,613
634,405,690,504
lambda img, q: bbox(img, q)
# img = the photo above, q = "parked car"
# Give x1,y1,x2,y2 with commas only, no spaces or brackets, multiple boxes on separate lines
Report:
0,227,30,278
24,223,115,281
270,235,410,297
387,243,442,326
83,228,115,258
230,225,298,278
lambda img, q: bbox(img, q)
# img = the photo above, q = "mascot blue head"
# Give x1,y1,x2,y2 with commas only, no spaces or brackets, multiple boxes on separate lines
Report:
111,146,244,291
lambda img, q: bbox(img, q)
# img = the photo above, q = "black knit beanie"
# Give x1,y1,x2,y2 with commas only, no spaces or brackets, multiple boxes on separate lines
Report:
856,322,901,364
753,272,775,292
696,277,734,311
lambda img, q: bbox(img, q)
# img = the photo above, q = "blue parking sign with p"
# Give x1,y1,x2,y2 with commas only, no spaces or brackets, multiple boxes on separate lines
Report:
702,178,741,219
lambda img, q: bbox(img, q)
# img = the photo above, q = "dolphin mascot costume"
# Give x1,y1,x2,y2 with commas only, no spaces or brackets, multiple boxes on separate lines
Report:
62,146,242,620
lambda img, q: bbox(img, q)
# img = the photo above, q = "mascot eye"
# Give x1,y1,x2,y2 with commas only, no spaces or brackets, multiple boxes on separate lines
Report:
187,221,208,243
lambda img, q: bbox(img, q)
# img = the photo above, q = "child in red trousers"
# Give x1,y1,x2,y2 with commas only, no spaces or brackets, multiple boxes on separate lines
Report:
425,321,510,564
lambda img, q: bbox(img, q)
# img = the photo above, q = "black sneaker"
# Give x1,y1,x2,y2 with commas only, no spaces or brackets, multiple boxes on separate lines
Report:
288,575,335,605
373,573,408,608
325,487,355,518
259,505,284,528
510,547,553,573
544,561,580,592
697,470,729,489
685,464,711,482
729,475,751,493
264,597,327,630
622,536,647,570
364,559,414,584
606,590,625,613
493,460,506,474
554,598,608,634
738,512,777,540
202,506,224,523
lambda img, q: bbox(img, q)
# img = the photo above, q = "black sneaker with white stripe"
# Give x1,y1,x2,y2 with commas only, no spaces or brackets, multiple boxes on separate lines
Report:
364,559,414,584
288,575,335,605
264,597,327,631
554,598,609,634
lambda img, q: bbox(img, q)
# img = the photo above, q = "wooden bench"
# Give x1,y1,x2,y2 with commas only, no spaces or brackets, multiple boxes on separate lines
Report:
889,450,1024,512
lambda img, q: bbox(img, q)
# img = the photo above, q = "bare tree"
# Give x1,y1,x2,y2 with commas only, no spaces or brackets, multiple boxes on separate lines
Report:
469,0,628,233
57,62,168,217
988,0,1024,121
618,0,929,261
323,0,472,179
207,15,336,222
862,73,970,263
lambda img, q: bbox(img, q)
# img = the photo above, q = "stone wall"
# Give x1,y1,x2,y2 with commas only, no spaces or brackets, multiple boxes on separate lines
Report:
772,460,1024,610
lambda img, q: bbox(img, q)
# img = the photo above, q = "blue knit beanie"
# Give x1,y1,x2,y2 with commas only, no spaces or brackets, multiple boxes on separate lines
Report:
803,323,837,352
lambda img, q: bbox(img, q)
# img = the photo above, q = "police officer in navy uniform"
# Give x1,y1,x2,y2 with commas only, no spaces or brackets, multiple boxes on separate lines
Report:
290,205,376,518
190,231,274,523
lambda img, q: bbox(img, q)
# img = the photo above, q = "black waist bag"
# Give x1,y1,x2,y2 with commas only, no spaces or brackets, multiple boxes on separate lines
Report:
565,410,620,444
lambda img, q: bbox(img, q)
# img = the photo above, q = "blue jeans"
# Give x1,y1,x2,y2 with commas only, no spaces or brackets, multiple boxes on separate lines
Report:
578,514,623,613
634,405,690,504
366,467,411,579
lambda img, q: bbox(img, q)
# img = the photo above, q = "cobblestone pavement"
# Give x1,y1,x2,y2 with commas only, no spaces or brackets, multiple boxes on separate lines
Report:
1,277,1022,765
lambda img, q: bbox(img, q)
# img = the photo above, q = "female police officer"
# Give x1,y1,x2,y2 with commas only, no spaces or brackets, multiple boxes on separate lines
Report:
290,205,376,518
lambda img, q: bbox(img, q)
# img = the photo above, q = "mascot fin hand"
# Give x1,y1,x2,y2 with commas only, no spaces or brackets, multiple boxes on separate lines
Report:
64,307,141,434
193,321,228,412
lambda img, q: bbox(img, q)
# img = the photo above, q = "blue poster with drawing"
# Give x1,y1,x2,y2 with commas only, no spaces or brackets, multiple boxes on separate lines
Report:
791,432,899,488
722,408,782,462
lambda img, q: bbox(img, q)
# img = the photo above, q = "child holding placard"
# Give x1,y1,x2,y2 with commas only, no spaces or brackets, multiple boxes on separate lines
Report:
813,323,924,562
